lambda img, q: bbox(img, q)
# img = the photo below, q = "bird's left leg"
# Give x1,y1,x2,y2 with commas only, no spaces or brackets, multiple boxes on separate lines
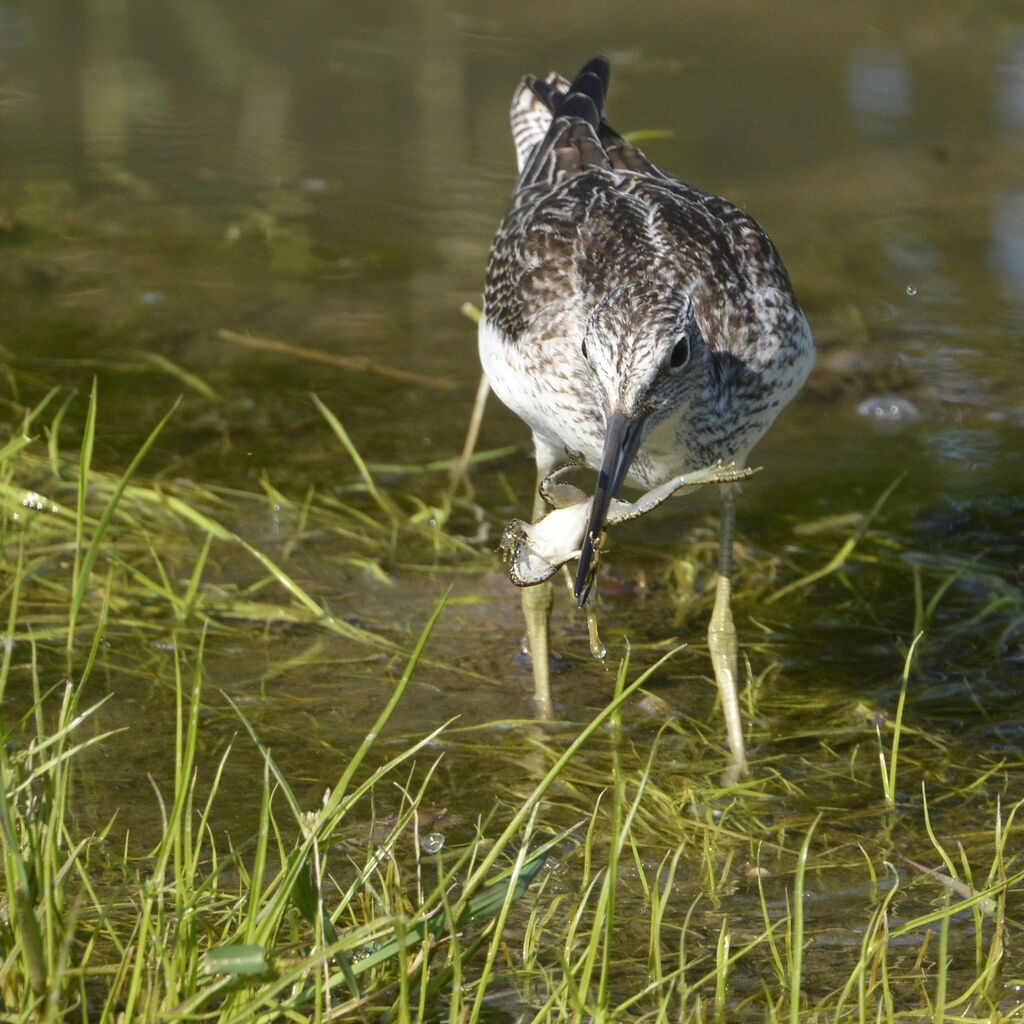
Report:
708,482,749,778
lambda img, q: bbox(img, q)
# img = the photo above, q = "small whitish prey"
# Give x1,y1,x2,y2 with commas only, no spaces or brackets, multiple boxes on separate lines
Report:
478,56,814,773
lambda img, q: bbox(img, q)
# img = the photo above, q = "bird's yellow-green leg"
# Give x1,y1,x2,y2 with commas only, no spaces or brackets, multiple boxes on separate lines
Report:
707,483,749,778
522,578,553,718
522,469,554,718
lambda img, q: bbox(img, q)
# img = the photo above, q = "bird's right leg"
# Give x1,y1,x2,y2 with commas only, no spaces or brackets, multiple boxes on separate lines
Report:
522,575,553,718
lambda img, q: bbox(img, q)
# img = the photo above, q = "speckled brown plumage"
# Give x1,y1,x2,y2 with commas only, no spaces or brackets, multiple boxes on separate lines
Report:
479,55,814,604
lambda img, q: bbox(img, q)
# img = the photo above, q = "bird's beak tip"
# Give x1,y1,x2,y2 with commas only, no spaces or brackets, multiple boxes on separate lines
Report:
572,409,646,606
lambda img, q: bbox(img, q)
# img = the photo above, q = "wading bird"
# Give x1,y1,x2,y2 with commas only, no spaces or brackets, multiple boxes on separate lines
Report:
479,57,814,774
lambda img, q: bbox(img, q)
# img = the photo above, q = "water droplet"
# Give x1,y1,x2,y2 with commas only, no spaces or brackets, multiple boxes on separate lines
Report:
905,284,917,296
421,832,445,854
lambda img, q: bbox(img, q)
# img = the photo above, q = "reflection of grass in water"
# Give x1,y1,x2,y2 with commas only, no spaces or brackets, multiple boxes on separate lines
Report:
2,390,1023,1021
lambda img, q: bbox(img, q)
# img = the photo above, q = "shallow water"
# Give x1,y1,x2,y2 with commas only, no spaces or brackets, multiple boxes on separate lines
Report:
2,0,1024,1015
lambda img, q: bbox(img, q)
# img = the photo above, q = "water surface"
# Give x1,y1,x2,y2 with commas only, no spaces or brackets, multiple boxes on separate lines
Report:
1,0,1023,1014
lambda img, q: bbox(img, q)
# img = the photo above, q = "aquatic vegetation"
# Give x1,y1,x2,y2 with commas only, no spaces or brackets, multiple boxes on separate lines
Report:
1,392,1022,1022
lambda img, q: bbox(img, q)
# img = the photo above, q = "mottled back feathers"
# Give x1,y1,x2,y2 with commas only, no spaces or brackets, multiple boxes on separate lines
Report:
480,56,814,490
487,58,801,372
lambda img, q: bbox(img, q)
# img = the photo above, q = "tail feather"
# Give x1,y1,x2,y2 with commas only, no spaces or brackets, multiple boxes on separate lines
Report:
509,57,610,174
509,55,669,189
510,72,569,172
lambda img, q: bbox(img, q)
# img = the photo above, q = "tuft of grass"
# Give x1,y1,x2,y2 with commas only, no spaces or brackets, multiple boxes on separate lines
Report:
2,389,1024,1022
0,390,491,658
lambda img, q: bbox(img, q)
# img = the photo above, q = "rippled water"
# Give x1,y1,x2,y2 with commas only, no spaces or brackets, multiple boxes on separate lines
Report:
1,0,1023,1012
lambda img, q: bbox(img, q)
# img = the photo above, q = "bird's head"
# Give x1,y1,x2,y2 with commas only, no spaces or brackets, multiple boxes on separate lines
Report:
574,282,708,604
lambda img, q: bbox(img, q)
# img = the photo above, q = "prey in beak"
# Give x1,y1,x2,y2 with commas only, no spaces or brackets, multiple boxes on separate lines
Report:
572,408,647,605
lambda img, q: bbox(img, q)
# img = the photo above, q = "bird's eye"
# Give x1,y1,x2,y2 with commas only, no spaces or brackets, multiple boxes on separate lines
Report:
581,338,589,361
669,336,690,370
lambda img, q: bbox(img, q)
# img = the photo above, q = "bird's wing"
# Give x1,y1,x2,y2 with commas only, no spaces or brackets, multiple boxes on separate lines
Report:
493,59,798,355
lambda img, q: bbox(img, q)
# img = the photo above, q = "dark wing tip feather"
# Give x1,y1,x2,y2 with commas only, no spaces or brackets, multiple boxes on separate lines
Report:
575,56,610,96
567,69,607,116
558,92,601,130
526,75,560,111
514,55,618,190
525,56,610,119
559,57,610,118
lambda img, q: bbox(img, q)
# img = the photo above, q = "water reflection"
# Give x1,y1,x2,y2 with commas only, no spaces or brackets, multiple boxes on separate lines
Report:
989,190,1024,300
996,28,1024,135
924,425,1000,474
856,393,921,432
845,44,914,135
0,2,25,57
1,0,1023,838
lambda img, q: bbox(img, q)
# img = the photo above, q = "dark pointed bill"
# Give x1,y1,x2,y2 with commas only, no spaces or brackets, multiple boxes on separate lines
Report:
573,408,646,607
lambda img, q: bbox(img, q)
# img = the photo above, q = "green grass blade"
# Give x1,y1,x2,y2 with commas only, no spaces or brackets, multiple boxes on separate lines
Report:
789,813,821,1024
768,473,904,603
67,394,181,645
312,393,398,518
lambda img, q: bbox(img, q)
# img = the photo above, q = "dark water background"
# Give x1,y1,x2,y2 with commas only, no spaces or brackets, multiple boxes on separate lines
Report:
2,2,1023,996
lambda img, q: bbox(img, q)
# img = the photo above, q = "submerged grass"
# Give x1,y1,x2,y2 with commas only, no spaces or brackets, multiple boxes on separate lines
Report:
1,390,1023,1022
